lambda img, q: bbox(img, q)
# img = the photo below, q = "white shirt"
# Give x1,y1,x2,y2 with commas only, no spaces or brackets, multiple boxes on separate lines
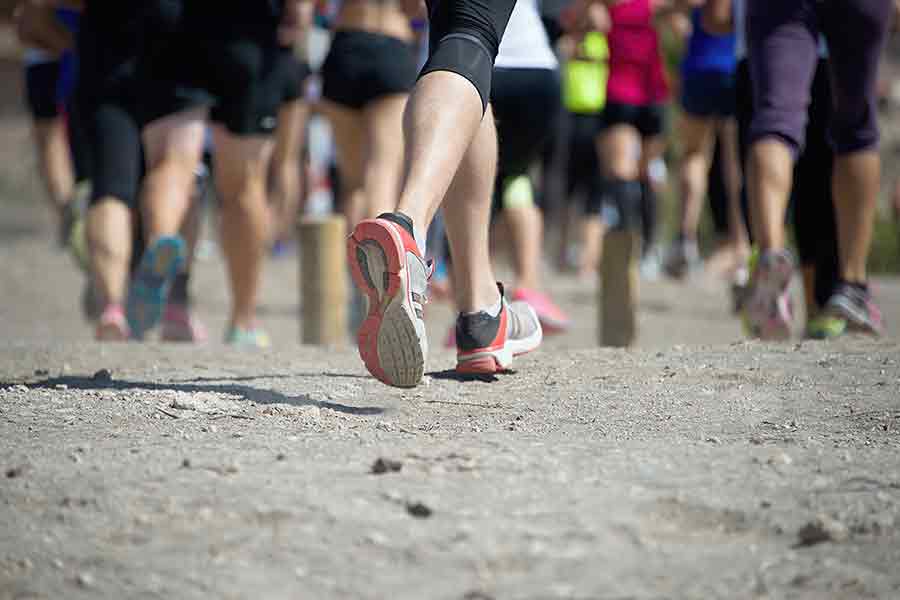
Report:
495,0,558,70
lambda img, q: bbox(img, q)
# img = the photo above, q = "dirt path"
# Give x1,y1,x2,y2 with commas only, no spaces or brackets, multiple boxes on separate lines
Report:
2,200,900,599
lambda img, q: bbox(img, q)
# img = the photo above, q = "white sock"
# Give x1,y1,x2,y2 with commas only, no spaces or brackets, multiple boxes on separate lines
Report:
465,296,502,318
414,228,427,257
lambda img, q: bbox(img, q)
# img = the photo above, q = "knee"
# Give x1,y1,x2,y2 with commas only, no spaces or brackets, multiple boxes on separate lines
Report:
605,156,638,181
830,103,880,154
421,34,494,113
748,110,805,157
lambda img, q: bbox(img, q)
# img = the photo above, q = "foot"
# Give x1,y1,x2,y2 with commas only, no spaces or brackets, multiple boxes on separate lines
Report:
224,325,271,348
161,303,209,343
95,304,129,341
730,265,751,314
823,283,884,336
126,236,186,340
639,246,663,281
742,249,795,341
511,287,570,334
456,284,542,374
663,237,702,280
347,212,429,388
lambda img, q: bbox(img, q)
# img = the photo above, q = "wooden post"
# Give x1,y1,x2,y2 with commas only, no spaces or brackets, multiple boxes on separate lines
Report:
599,230,640,347
298,215,348,345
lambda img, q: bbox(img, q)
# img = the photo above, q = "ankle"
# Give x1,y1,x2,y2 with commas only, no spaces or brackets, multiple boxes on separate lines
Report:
230,313,256,330
457,285,501,315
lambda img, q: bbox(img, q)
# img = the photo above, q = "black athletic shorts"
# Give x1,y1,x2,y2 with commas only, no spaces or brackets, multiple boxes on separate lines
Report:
321,30,417,110
601,101,666,138
138,3,285,136
75,8,144,208
491,67,561,212
276,47,311,105
25,61,61,119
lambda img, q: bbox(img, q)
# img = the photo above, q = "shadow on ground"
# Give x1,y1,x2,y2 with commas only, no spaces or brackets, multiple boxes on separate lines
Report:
2,373,384,416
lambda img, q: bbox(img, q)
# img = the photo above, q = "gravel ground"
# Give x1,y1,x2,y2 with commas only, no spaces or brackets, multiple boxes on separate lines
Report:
3,181,900,599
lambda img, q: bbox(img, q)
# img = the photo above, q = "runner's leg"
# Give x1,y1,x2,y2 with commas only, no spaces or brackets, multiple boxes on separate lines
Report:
212,127,274,331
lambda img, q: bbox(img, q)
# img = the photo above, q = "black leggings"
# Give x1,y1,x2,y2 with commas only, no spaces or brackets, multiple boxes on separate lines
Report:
491,67,561,211
566,113,604,215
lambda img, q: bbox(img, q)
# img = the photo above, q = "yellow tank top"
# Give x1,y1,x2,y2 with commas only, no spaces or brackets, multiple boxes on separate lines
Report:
563,32,609,114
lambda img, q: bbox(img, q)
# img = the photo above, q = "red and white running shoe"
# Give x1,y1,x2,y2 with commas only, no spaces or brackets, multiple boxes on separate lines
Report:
456,284,542,374
347,213,430,387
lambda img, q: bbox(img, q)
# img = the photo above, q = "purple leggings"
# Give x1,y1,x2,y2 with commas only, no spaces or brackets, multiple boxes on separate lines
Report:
746,0,892,155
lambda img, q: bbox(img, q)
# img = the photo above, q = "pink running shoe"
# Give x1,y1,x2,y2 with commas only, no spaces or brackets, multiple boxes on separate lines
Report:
742,249,795,341
96,304,130,342
512,288,571,334
161,303,209,343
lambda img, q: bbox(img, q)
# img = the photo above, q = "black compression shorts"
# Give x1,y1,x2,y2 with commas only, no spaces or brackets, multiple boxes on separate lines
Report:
321,30,417,110
421,0,518,111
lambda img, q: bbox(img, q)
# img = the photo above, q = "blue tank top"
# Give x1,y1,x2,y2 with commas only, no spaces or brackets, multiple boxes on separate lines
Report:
681,8,735,76
55,8,80,104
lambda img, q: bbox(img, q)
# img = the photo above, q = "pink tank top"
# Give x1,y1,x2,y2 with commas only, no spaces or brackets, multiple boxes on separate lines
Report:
606,0,669,106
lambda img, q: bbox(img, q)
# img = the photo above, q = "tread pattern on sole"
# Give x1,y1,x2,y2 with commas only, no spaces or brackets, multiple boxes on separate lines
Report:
348,220,426,388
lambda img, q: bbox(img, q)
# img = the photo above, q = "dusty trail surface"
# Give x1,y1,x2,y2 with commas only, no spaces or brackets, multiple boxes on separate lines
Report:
2,200,900,599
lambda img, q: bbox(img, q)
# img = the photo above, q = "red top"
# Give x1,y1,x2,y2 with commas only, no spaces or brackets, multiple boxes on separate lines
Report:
606,0,670,106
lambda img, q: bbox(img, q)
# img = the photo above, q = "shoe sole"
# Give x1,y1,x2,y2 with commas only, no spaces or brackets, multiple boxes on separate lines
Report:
456,304,543,375
126,237,185,340
743,255,794,341
348,220,425,388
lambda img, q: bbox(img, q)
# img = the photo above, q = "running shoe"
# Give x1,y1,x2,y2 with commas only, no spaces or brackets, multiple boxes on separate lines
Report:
663,237,702,280
161,303,209,343
512,287,570,333
742,249,795,341
730,265,751,314
639,245,663,281
806,314,847,340
225,325,271,348
456,285,542,375
95,303,129,342
823,283,884,336
126,236,186,340
347,212,430,388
